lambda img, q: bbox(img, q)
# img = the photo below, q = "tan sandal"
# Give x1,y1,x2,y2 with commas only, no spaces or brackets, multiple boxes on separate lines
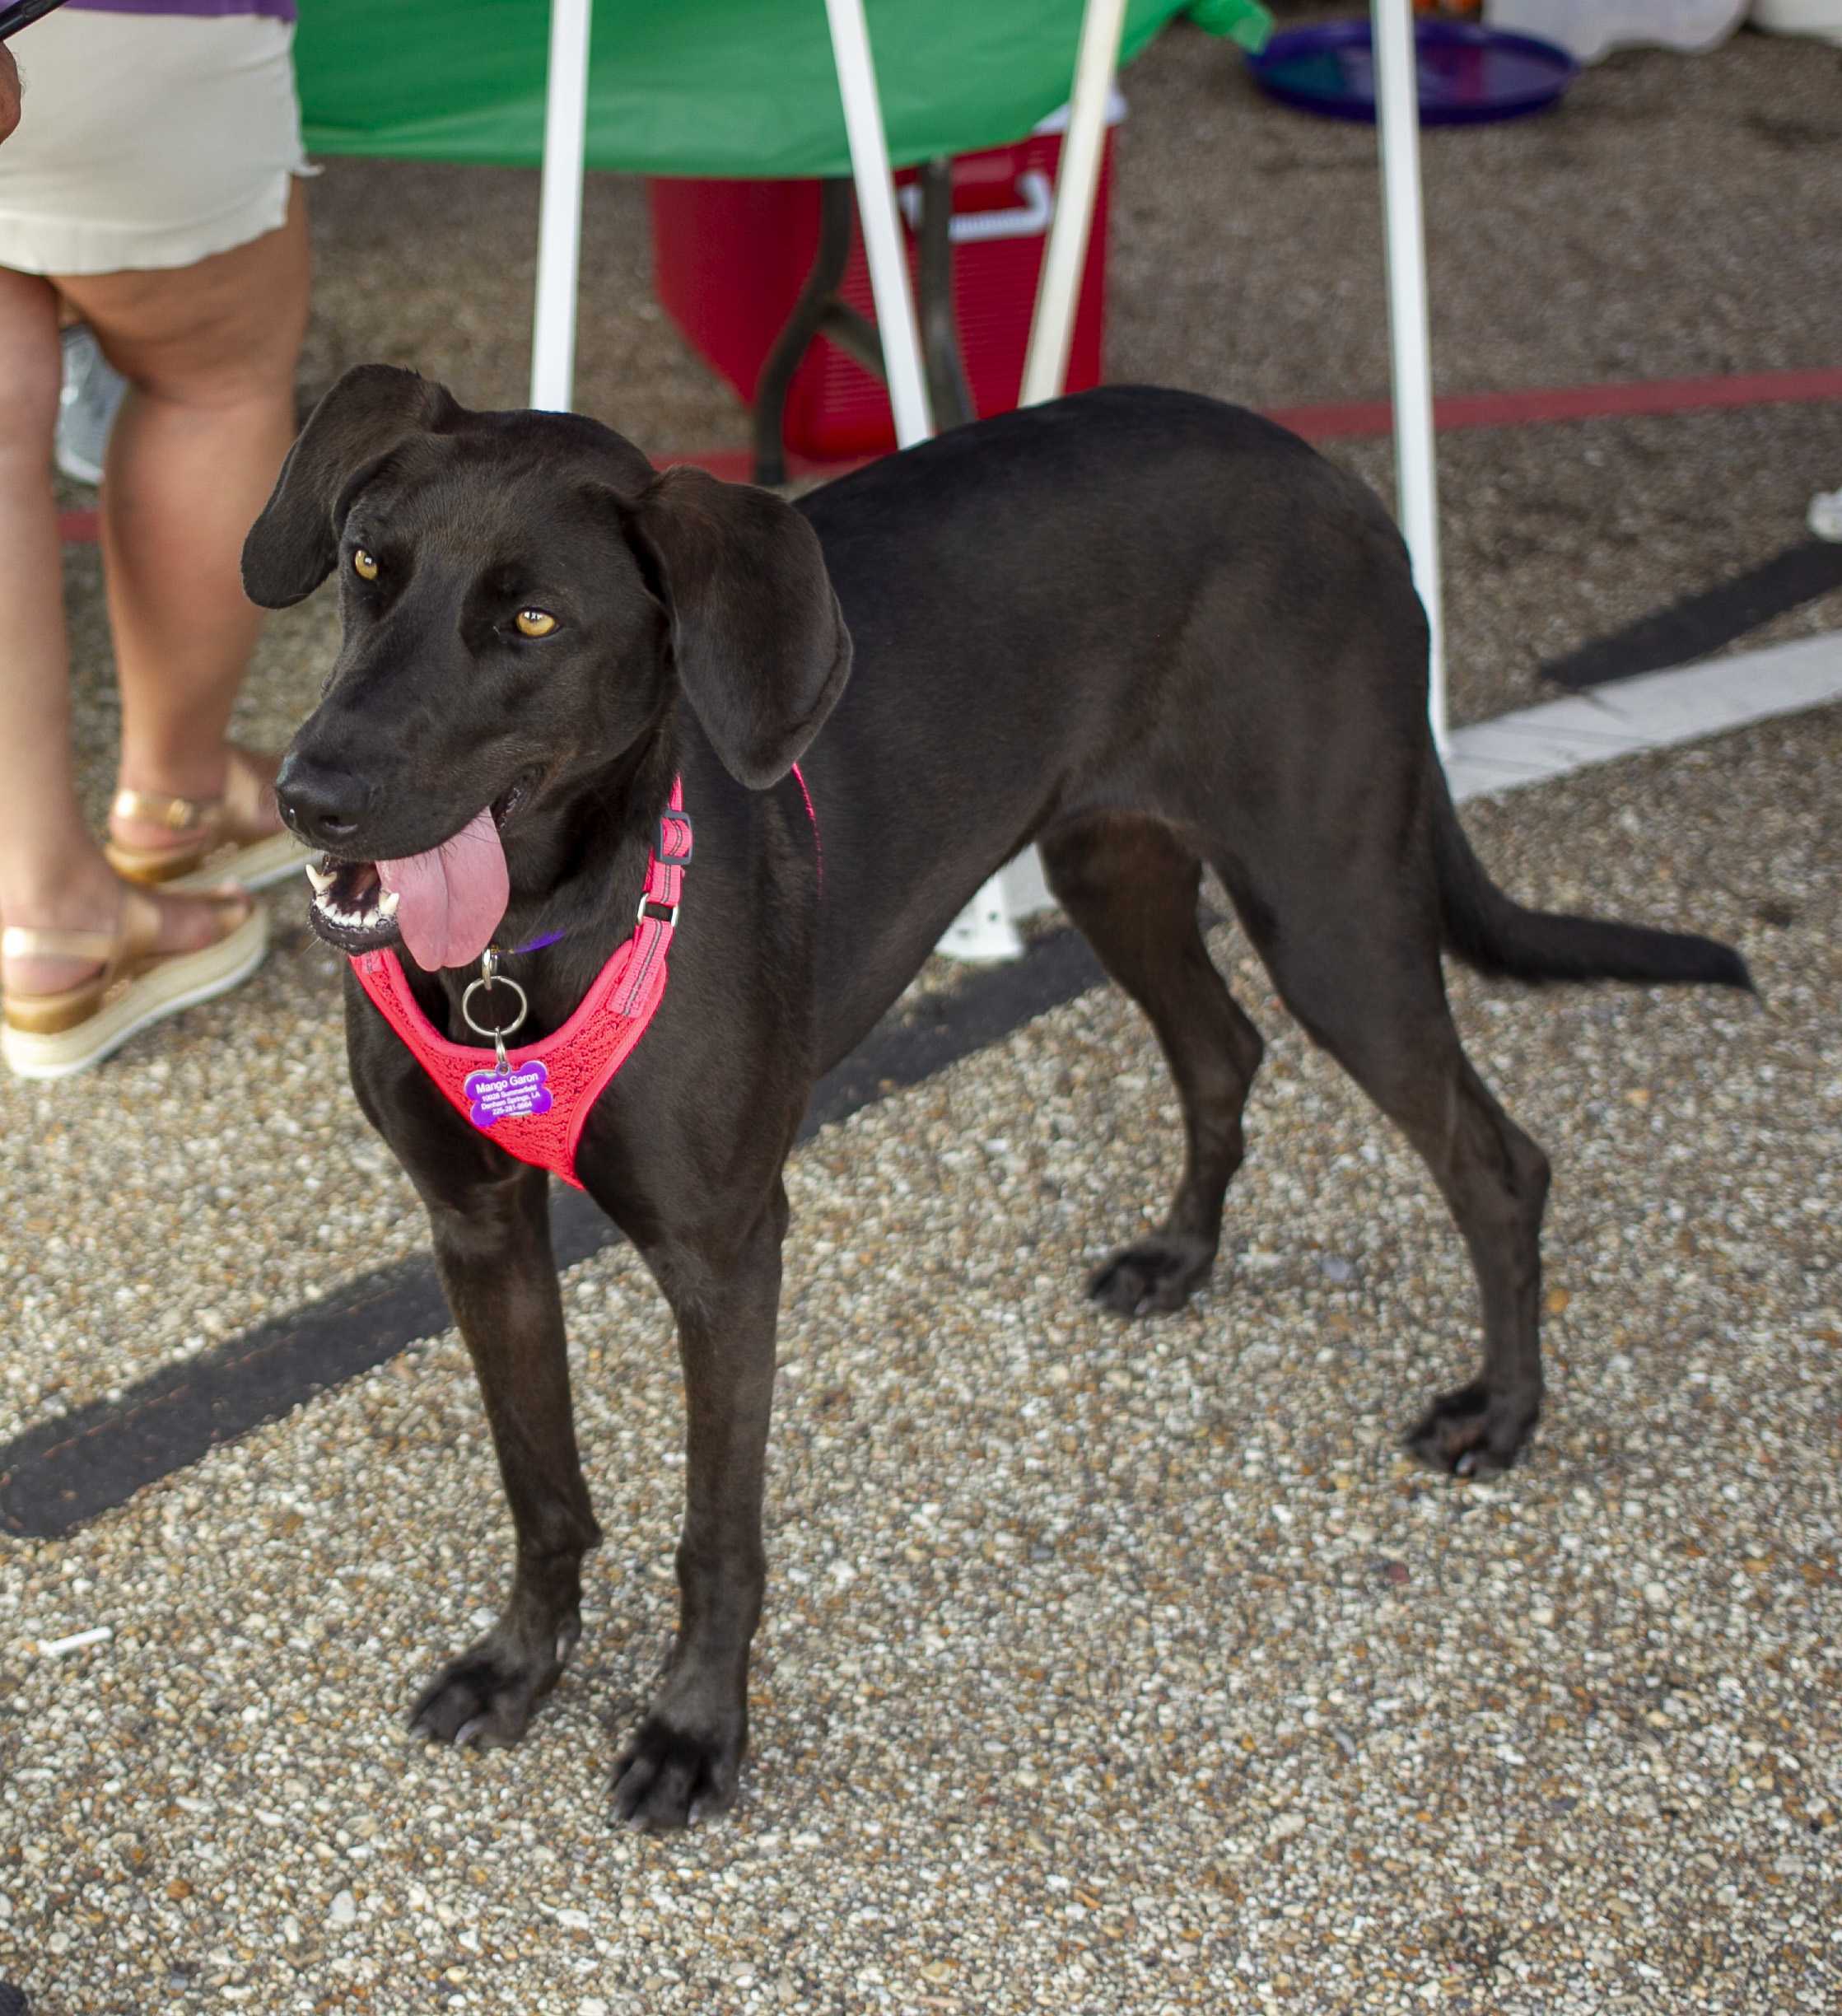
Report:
104,744,304,893
2,883,267,1080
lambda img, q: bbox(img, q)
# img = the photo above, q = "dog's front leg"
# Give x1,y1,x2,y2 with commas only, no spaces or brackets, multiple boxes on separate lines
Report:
408,1162,603,1751
610,1182,787,1832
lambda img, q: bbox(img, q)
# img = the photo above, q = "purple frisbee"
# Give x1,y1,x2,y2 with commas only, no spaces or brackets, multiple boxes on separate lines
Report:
1247,18,1579,127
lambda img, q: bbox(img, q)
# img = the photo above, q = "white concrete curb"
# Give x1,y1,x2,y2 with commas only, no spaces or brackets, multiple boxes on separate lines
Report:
1445,629,1842,805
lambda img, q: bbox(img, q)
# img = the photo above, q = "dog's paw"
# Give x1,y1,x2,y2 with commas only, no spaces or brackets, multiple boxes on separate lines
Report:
409,1619,577,1752
610,1713,744,1832
1403,1380,1539,1479
1087,1234,1214,1318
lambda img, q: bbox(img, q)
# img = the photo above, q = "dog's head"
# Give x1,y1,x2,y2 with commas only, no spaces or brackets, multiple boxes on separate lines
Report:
245,365,851,969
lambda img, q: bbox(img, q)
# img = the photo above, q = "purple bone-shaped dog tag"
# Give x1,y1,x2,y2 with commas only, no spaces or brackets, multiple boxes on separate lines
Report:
464,1059,553,1130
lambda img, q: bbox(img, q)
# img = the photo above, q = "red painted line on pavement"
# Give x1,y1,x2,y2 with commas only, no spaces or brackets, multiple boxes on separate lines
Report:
659,368,1842,479
58,368,1842,542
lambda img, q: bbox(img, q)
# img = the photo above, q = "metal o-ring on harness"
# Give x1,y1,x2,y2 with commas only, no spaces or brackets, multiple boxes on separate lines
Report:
461,948,529,1075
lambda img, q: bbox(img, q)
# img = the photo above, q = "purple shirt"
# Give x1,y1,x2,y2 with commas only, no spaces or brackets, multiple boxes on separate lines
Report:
64,2,297,20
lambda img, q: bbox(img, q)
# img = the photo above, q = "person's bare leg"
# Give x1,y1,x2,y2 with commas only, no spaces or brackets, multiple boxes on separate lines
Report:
59,180,310,852
0,43,21,145
0,266,241,999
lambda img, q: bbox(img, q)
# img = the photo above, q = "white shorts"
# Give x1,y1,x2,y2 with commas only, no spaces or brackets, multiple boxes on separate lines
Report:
0,12,314,276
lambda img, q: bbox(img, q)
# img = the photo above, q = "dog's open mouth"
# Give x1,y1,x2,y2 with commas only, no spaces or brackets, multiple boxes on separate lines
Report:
305,779,530,971
305,856,399,954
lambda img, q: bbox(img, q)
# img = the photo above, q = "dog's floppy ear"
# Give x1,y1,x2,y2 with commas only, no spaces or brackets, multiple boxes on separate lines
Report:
623,466,852,789
242,364,456,608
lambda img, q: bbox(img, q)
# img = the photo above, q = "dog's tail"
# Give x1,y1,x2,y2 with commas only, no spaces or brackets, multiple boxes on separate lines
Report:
1431,775,1752,991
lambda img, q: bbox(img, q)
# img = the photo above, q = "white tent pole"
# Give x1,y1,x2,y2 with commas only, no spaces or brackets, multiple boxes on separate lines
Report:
1019,0,1127,406
823,0,1019,961
1372,0,1447,753
530,0,594,412
822,0,934,446
996,0,1126,957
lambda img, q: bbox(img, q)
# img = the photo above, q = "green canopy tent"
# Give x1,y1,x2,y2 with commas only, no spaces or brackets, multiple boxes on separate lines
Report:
295,0,1271,179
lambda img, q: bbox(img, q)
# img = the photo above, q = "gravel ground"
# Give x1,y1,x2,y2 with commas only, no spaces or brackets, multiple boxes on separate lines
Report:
2,709,1837,2013
1114,17,1842,403
0,890,422,1445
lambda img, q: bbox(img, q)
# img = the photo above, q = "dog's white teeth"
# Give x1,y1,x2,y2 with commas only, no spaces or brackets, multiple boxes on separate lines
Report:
304,860,336,895
376,888,399,918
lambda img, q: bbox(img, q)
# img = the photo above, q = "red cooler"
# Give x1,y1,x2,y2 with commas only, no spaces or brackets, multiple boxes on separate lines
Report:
649,100,1121,462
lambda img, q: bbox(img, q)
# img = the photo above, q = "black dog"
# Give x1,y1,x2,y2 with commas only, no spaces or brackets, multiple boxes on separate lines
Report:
245,367,1746,1829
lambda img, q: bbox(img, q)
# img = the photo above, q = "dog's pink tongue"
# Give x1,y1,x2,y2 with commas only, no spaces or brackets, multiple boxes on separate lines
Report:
378,807,509,971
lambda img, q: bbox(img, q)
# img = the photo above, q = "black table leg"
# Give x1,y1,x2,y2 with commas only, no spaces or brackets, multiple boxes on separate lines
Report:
748,161,974,484
753,179,859,486
916,157,974,432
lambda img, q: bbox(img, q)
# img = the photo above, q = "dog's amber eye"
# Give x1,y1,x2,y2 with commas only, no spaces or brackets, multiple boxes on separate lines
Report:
352,548,379,581
515,609,557,638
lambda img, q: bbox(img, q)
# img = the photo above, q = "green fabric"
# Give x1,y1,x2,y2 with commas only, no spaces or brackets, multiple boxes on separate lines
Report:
296,0,1271,177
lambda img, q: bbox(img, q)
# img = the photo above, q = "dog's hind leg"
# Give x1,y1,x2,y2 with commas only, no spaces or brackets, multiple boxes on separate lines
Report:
1041,813,1264,1318
1215,841,1552,1477
408,1160,604,1751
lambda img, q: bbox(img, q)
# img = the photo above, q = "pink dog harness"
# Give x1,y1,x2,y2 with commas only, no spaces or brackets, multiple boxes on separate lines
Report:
350,781,697,1190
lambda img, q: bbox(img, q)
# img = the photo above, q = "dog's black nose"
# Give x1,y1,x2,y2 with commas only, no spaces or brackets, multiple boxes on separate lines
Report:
275,752,371,847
